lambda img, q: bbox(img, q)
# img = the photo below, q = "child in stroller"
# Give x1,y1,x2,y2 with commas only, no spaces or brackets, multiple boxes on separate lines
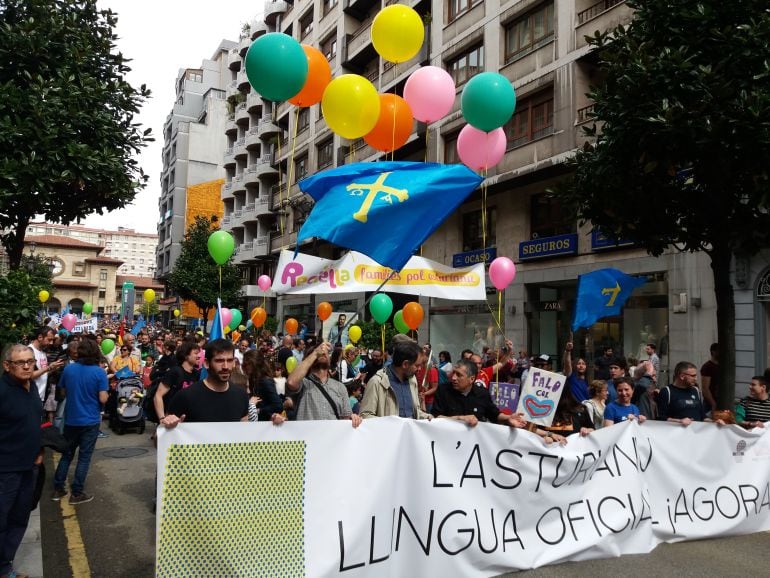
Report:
108,367,146,435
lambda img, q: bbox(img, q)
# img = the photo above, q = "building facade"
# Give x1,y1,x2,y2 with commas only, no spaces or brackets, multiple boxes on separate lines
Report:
218,0,762,396
156,40,237,279
27,222,158,277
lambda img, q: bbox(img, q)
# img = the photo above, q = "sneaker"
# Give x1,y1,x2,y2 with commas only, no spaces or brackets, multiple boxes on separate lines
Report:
51,488,68,501
69,492,94,505
97,430,109,439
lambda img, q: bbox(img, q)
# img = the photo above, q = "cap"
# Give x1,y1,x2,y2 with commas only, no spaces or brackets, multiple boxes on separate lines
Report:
538,354,550,362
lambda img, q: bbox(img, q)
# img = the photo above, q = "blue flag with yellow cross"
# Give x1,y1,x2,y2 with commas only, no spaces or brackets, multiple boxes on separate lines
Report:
572,268,646,331
296,161,483,271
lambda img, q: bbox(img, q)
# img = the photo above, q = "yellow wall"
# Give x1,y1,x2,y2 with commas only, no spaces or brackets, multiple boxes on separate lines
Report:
185,179,225,233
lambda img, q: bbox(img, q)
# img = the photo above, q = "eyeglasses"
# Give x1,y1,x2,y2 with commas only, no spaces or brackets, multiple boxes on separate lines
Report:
121,348,129,352
7,359,35,368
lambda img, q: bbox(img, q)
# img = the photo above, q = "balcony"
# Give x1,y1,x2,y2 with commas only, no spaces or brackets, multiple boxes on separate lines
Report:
254,195,271,217
234,137,248,159
221,215,232,228
244,164,260,187
239,203,257,225
225,114,238,136
227,49,241,71
232,173,246,195
221,182,234,200
250,20,268,39
270,230,298,253
343,0,379,21
258,116,280,137
576,0,632,49
239,35,251,57
234,102,249,125
256,154,278,177
342,18,375,68
264,0,289,26
237,70,251,92
245,126,261,149
223,147,235,167
246,91,262,113
271,183,289,210
226,79,239,98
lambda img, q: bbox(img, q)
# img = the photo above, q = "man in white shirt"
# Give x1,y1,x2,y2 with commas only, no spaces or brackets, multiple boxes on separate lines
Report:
29,326,63,402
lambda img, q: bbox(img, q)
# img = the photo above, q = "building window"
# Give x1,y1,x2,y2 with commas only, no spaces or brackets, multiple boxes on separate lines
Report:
317,140,333,169
505,3,555,62
98,289,106,299
530,193,575,239
322,0,338,17
300,11,313,39
297,108,310,133
295,156,308,182
448,0,483,22
506,88,554,148
444,132,460,165
462,208,496,251
446,44,484,87
73,262,86,277
321,33,337,60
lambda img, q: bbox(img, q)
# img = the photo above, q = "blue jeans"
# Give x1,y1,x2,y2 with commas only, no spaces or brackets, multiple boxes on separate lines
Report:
54,423,100,495
0,468,36,575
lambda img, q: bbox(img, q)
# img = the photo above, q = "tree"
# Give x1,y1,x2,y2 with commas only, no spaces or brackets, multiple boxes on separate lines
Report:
0,256,53,349
554,1,770,408
0,0,152,269
168,217,242,322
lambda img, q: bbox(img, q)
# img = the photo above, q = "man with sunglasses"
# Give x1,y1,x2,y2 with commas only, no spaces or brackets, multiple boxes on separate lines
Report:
0,345,44,578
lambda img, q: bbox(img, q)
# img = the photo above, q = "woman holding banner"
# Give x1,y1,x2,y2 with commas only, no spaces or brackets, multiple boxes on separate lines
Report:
581,380,608,429
603,377,647,427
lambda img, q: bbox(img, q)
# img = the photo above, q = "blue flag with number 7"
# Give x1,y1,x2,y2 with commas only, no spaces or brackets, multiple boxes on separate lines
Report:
572,268,646,331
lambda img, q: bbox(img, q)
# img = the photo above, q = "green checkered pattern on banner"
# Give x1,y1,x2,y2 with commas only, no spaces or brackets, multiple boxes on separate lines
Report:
157,441,306,577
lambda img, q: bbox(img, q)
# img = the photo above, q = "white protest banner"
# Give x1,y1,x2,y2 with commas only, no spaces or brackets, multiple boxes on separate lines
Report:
157,419,770,577
272,250,486,300
71,317,98,334
516,368,566,426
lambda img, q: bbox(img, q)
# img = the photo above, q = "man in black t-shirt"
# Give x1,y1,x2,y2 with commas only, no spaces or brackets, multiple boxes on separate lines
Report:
657,361,707,425
161,339,285,426
153,341,200,423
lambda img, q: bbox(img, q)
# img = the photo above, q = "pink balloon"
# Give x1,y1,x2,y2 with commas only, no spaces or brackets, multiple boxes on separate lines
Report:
61,313,77,331
457,125,507,171
403,66,456,123
257,274,272,292
489,257,517,291
220,307,233,328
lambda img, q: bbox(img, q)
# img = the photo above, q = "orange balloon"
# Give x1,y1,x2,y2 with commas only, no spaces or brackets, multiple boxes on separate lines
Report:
250,307,267,328
285,317,299,335
364,94,414,152
288,45,332,107
402,301,424,330
317,301,333,321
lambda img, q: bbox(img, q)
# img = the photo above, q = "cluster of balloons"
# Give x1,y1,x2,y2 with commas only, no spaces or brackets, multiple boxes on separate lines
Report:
367,294,424,333
208,230,236,265
221,308,243,333
488,257,517,291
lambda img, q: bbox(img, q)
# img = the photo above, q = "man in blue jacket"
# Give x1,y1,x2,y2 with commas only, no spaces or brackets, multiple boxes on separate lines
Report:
0,344,43,578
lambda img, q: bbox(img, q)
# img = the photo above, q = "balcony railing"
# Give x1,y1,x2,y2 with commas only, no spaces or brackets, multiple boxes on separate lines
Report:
577,0,625,25
576,103,595,124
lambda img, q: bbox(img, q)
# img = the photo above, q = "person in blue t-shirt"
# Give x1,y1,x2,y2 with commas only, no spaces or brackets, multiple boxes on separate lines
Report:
52,339,109,505
563,341,589,402
604,377,646,427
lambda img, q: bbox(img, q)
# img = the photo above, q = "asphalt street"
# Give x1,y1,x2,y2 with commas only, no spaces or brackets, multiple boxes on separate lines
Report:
38,422,770,577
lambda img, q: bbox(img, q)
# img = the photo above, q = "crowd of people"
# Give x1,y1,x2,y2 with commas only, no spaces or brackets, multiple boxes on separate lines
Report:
2,318,770,577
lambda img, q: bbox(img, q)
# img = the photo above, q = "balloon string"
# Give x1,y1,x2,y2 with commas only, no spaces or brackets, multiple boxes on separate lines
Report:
278,125,285,236
381,324,385,359
285,107,300,239
219,266,222,297
390,63,399,161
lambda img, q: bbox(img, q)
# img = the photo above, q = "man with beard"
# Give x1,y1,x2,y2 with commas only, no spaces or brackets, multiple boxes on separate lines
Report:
360,339,431,420
286,342,361,427
160,339,283,426
363,348,384,382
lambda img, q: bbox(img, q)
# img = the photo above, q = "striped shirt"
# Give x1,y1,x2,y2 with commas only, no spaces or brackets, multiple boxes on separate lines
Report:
740,396,770,423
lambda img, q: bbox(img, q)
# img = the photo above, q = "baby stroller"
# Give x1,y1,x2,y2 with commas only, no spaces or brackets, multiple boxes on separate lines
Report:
108,370,146,435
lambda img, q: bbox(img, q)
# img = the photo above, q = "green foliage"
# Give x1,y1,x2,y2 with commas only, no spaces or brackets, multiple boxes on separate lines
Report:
168,217,242,320
357,320,398,350
553,0,770,407
0,263,53,349
0,0,152,268
137,300,160,317
263,316,278,336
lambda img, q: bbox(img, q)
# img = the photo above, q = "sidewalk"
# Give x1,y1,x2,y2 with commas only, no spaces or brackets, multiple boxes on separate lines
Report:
15,505,43,578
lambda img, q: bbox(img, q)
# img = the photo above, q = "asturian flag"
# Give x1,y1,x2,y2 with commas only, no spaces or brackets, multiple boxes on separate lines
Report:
572,268,646,331
209,298,225,341
296,162,483,271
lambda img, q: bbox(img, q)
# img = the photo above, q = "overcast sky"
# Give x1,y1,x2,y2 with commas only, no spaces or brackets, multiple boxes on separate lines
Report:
83,0,264,234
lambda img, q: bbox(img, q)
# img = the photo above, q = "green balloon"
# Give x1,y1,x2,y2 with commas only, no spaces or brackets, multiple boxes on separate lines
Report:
394,310,410,334
83,302,93,315
245,33,308,102
101,338,115,355
207,230,235,265
461,72,516,132
369,293,393,324
229,309,243,330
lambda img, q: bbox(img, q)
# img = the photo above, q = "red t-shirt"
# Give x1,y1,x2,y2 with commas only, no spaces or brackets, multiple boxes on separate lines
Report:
415,366,439,404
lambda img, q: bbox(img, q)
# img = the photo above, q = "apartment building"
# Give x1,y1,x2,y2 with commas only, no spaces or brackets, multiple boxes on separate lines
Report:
221,0,766,392
156,40,237,279
27,221,158,277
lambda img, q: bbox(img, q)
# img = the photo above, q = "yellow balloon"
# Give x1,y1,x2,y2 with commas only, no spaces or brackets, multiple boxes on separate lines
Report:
173,309,180,317
371,5,425,63
348,325,362,344
143,288,155,302
224,325,231,335
38,290,50,303
286,356,298,373
321,74,380,139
